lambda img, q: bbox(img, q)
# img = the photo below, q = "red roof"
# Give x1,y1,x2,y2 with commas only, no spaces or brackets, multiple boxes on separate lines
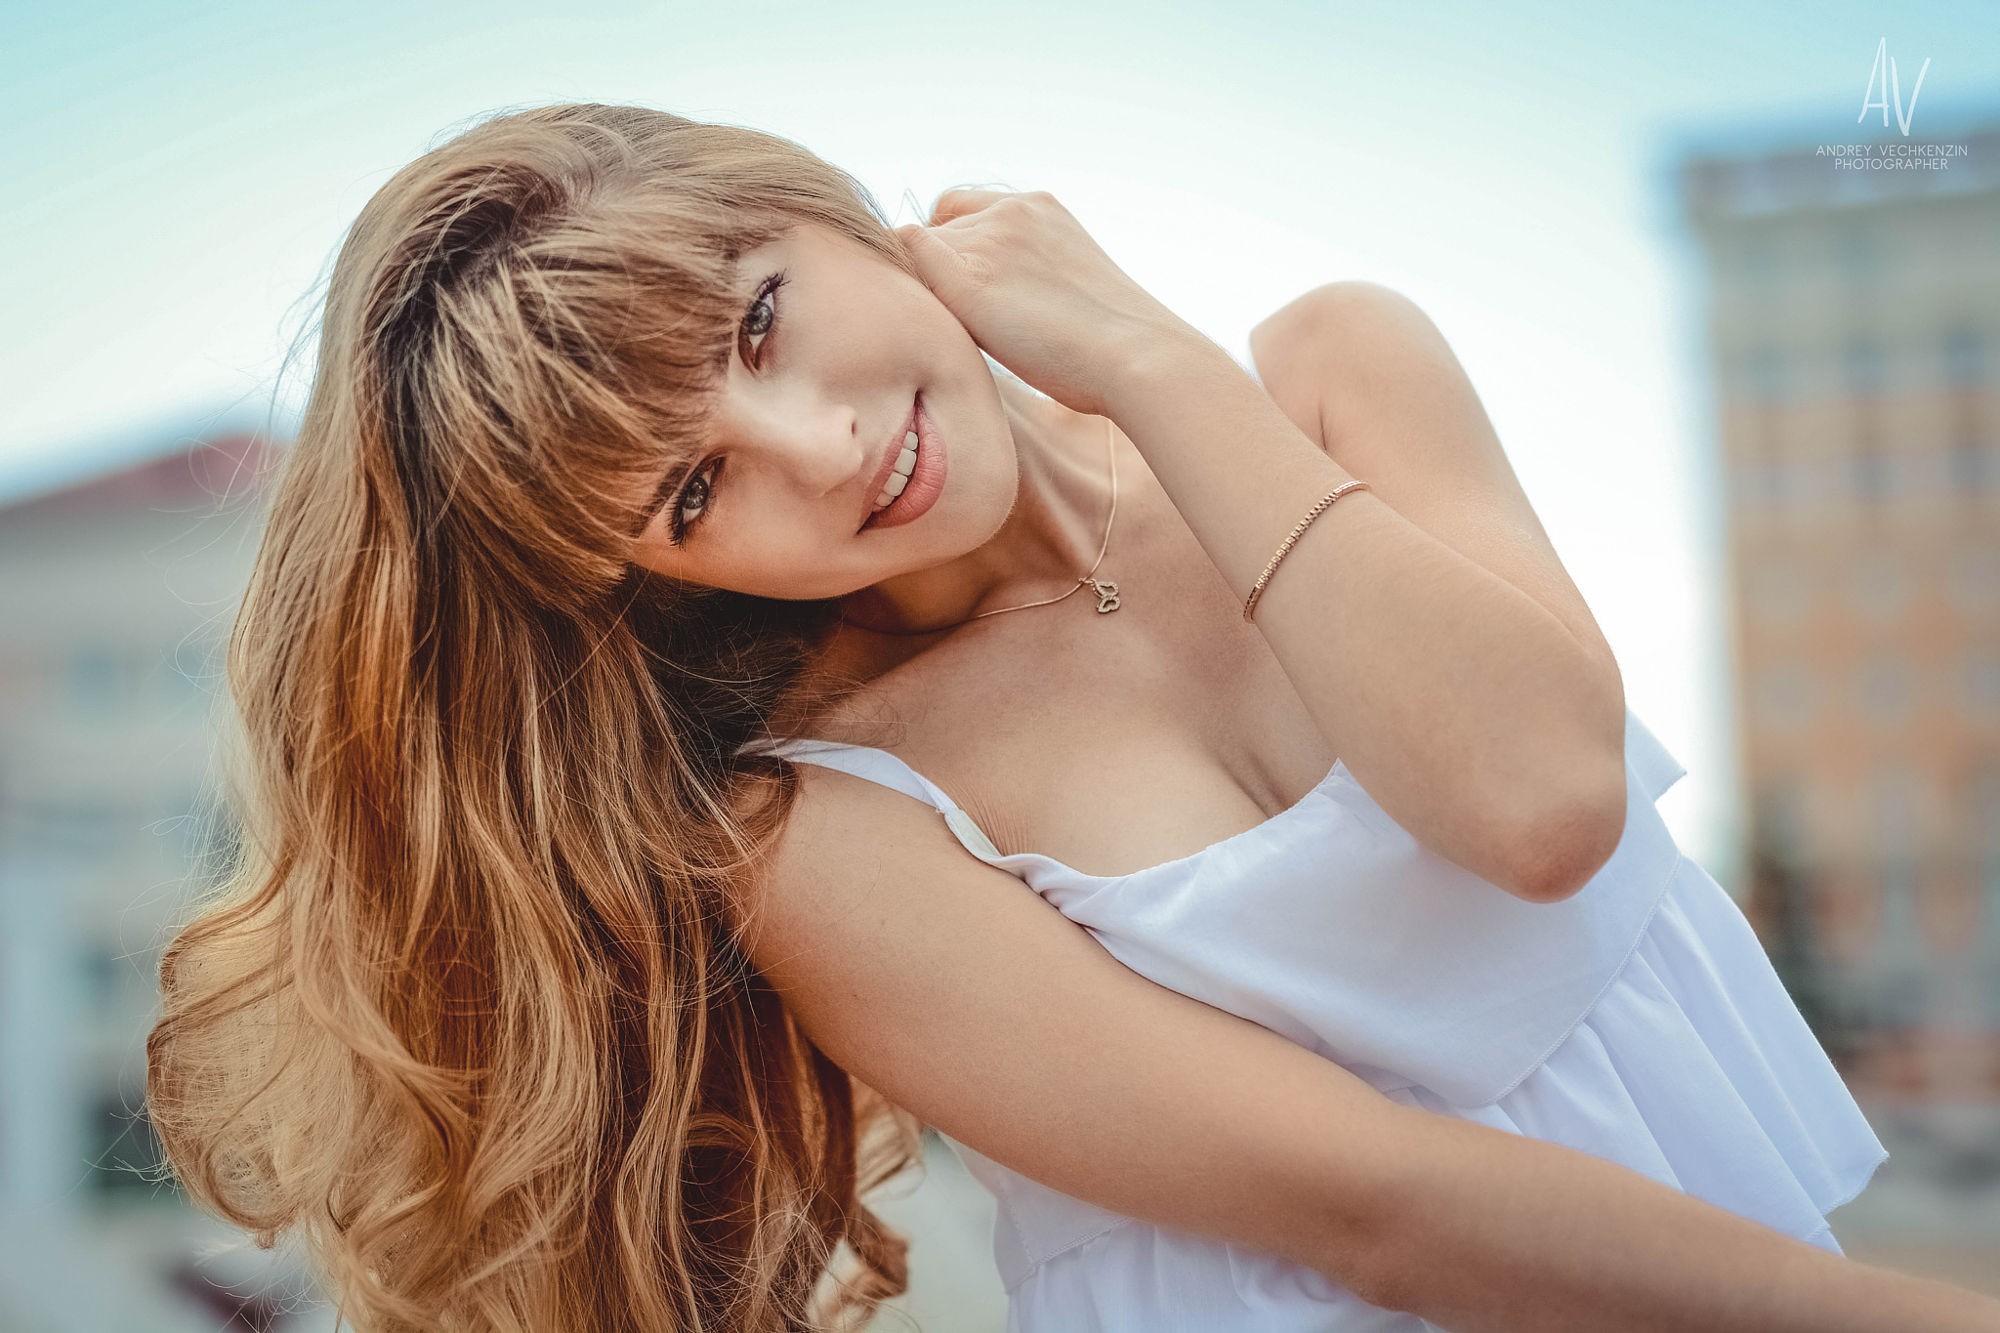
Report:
1,432,285,520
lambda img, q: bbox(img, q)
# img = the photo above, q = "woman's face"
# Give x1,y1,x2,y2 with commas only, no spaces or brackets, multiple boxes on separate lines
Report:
627,222,1021,599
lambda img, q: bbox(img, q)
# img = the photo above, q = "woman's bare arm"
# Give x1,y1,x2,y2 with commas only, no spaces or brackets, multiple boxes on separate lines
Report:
1248,281,1617,689
1110,302,1626,903
734,765,2000,1332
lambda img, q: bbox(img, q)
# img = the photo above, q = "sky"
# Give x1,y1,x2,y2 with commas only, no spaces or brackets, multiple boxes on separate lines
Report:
2,0,1995,866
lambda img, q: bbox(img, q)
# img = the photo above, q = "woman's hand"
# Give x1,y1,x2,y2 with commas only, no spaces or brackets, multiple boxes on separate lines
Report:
895,188,1196,417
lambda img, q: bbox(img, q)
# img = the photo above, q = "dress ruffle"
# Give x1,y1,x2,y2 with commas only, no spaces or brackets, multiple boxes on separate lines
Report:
994,854,1887,1331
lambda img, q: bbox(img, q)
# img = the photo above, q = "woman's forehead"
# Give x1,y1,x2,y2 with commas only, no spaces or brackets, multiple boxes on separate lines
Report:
759,221,877,267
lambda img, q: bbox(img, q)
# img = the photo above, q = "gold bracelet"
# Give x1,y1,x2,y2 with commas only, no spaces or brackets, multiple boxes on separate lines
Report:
1243,480,1372,622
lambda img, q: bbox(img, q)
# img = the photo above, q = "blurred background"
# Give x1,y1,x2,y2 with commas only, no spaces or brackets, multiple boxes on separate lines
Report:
2,0,1996,1327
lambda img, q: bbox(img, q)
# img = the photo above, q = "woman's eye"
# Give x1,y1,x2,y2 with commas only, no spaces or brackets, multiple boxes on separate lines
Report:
741,269,787,367
669,459,722,547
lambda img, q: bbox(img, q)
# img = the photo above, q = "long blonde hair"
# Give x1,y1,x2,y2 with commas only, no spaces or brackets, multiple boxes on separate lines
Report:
147,103,924,1330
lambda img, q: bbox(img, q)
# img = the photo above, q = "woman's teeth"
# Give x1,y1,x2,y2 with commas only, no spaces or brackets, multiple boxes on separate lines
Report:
873,431,921,512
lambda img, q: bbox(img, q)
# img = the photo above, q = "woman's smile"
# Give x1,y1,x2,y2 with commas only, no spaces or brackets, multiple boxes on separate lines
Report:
860,392,948,533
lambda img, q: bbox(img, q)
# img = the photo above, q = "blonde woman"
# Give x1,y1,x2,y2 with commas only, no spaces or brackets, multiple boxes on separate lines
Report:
148,103,1994,1332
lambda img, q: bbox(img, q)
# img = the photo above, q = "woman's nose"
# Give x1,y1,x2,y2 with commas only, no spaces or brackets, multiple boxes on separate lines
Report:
754,410,863,495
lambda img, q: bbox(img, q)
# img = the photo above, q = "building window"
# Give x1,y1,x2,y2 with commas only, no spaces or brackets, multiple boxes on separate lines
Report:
1755,403,1783,456
1949,436,1991,493
1754,775,1810,863
1867,767,1924,859
1952,549,2000,612
1843,337,1887,396
1944,325,1987,389
1850,444,1892,501
1845,405,1899,502
1870,864,1928,1026
1851,554,1908,621
1684,160,1731,218
1777,459,1806,508
1743,345,1786,404
1834,224,1883,282
1733,455,1796,511
1748,562,1813,623
66,645,124,715
1863,764,1930,1021
1966,653,2000,718
1973,764,2000,867
1730,459,1763,511
1856,655,1916,725
1727,233,1781,295
1753,662,1817,732
1973,766,2000,1018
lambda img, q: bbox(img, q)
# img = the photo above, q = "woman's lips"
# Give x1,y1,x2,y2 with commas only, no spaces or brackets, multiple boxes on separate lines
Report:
859,396,920,532
861,394,946,532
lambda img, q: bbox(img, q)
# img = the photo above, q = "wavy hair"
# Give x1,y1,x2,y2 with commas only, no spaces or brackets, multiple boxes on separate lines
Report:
146,103,925,1330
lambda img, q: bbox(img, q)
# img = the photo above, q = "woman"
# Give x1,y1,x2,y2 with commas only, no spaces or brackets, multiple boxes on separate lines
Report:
146,102,1994,1331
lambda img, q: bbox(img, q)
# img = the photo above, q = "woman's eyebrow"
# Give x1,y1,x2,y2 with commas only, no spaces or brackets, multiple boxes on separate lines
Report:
632,450,697,541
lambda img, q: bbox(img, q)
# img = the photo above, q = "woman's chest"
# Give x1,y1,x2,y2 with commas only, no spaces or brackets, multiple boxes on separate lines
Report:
883,508,1341,879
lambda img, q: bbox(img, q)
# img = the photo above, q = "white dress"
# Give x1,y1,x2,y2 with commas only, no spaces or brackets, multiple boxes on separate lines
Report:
740,707,1887,1331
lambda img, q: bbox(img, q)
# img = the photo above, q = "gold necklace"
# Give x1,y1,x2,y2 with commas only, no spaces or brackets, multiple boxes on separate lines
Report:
843,416,1121,636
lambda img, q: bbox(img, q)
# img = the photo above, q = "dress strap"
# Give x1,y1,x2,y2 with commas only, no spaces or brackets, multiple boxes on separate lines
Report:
736,737,1015,866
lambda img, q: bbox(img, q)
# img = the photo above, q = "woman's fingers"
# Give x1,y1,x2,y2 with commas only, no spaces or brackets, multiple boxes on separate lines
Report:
893,222,978,306
897,184,1189,417
929,184,1021,225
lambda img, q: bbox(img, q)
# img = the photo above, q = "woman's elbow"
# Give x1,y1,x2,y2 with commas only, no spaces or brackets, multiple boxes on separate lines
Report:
1503,770,1629,904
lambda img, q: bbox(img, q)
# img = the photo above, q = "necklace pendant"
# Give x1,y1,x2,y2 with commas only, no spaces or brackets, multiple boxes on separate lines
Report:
1086,577,1121,614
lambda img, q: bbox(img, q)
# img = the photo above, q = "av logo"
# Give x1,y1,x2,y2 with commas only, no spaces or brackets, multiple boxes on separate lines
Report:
1859,37,1931,136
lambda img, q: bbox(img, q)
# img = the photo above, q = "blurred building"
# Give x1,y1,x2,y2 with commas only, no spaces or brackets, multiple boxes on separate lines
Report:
1677,106,2000,1277
0,424,325,1330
